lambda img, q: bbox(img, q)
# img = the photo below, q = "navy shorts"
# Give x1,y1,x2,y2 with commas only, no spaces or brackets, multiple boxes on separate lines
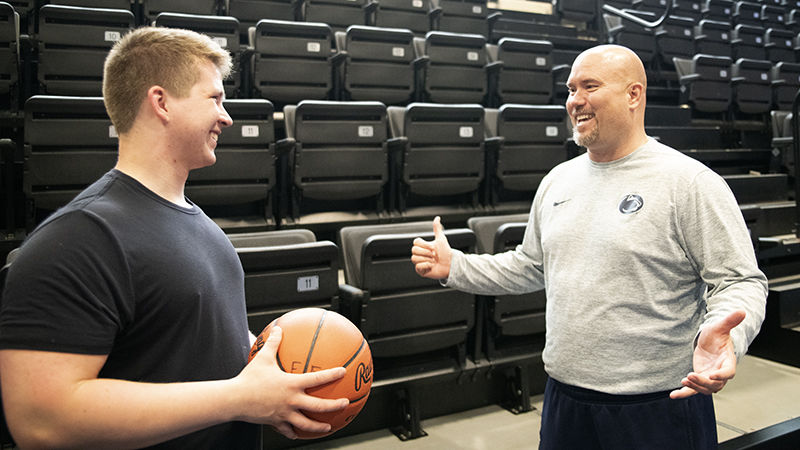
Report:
539,378,717,450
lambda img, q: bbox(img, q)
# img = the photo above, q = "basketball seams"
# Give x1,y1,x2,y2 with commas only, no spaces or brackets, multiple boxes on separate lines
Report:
303,309,328,373
342,339,366,369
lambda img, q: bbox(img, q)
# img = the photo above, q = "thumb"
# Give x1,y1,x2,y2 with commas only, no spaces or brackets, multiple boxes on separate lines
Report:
712,310,746,336
432,216,445,241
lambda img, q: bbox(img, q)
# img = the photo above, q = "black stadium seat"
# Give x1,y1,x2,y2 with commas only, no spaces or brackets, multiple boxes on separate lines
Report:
413,31,488,104
695,19,733,59
36,4,135,96
771,62,800,111
282,100,389,225
141,0,220,23
387,102,485,220
484,104,568,212
23,96,118,227
374,0,436,35
338,221,477,377
335,25,417,105
0,2,18,112
249,19,335,105
229,229,342,334
731,58,773,115
674,53,733,114
487,38,554,106
227,0,298,42
185,99,277,232
301,0,377,32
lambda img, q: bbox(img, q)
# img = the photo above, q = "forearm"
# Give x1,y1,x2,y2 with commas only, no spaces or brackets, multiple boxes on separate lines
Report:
703,276,767,359
8,376,247,449
446,248,545,296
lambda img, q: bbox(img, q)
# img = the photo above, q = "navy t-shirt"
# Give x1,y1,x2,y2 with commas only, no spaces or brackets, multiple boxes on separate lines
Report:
0,170,260,449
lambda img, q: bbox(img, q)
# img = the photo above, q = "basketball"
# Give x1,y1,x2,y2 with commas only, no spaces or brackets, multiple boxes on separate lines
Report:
248,308,373,439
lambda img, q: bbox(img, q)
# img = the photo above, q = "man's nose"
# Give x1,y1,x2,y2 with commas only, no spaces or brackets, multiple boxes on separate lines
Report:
219,104,233,128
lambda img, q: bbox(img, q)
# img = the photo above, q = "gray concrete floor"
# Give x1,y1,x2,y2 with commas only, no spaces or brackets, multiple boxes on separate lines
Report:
291,355,800,449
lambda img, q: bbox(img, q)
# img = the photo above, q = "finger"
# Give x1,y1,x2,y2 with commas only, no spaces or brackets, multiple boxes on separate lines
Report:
432,216,445,241
411,241,435,256
289,411,333,434
297,367,346,388
669,386,698,399
415,262,431,276
297,396,349,413
682,375,719,395
713,310,746,335
274,423,297,440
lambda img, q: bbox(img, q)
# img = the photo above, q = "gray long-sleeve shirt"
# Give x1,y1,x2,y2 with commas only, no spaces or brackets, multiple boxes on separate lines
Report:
446,138,767,394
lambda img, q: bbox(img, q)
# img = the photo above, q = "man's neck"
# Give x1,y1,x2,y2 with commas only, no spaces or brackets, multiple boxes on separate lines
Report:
587,132,649,163
114,138,191,208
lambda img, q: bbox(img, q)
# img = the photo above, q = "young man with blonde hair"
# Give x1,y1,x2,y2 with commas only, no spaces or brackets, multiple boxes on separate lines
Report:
0,27,347,449
412,45,767,448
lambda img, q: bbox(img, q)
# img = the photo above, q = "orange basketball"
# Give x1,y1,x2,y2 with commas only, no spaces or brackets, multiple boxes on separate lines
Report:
248,308,373,439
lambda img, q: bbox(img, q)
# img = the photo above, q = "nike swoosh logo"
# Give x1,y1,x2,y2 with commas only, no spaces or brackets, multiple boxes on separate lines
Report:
553,199,571,207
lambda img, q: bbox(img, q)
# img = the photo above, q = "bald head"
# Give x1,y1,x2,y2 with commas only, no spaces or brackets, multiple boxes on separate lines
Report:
565,45,649,161
574,44,647,95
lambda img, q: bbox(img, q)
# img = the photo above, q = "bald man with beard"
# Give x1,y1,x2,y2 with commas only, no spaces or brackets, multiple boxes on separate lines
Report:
411,45,767,448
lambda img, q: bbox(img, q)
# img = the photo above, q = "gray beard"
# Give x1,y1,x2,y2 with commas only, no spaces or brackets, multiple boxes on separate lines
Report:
574,123,599,148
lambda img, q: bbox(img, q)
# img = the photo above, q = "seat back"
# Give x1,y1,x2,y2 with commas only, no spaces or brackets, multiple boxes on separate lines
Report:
557,0,596,23
284,100,389,220
764,27,796,63
731,58,772,114
761,4,787,29
388,102,485,216
603,11,656,63
142,0,219,22
772,62,800,110
374,0,432,34
489,104,567,206
339,221,476,374
23,95,117,226
466,214,545,360
302,0,374,32
227,0,297,42
675,54,733,113
230,229,341,334
153,12,241,97
494,38,553,105
703,0,734,22
732,24,767,60
186,99,277,231
694,19,732,58
250,19,334,104
337,25,415,104
0,2,19,108
36,4,134,96
435,0,489,37
419,31,487,104
656,15,695,67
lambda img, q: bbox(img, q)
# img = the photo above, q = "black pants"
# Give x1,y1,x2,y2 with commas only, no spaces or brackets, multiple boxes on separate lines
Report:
539,378,717,450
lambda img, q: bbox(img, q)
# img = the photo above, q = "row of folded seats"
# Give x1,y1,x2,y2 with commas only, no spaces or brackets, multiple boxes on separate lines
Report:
0,3,558,111
608,0,800,33
6,96,569,233
6,0,498,38
606,12,800,68
228,214,545,435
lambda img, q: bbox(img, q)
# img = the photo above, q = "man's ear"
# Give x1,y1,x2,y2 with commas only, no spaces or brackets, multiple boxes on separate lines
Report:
628,82,644,110
147,85,169,124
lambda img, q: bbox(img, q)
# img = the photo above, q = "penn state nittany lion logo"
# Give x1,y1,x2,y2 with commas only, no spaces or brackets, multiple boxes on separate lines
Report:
619,194,644,214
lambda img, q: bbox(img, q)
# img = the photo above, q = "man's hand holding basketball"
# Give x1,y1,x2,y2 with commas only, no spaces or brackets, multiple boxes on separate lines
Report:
236,326,347,439
411,216,452,280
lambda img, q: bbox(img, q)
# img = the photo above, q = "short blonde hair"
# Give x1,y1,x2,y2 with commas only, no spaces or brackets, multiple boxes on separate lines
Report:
102,26,232,134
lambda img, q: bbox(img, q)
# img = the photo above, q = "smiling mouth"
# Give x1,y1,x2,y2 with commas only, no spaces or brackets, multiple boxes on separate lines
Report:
574,113,594,125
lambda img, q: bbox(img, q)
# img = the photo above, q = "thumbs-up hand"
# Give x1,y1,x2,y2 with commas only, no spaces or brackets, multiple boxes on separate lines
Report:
411,216,452,280
670,310,747,399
